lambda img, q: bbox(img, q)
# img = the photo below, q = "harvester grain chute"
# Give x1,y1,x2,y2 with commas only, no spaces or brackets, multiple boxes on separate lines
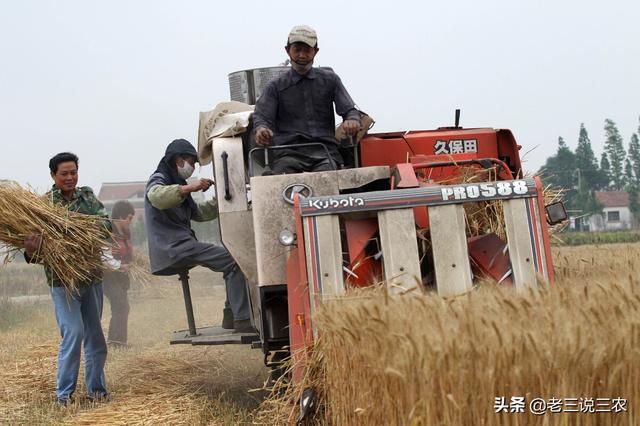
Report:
170,66,567,387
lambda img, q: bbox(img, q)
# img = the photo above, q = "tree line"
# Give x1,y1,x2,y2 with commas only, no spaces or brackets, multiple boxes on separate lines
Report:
538,117,640,220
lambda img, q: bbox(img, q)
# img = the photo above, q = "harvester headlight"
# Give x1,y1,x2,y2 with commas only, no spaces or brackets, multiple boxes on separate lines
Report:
545,202,568,225
278,229,296,246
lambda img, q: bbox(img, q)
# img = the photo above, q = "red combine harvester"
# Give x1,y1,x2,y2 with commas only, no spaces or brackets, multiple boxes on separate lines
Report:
171,66,567,389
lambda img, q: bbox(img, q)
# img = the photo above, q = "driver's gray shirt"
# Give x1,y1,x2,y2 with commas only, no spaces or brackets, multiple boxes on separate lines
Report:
253,67,360,151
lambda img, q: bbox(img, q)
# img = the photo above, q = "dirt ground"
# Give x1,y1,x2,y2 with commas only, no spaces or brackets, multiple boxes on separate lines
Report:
0,266,269,425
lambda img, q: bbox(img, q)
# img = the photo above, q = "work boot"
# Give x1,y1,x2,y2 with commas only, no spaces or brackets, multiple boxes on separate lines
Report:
107,340,130,350
233,319,256,333
56,397,71,407
87,392,110,403
222,307,234,329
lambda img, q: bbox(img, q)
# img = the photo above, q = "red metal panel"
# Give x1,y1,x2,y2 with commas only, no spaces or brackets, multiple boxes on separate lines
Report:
496,129,523,177
361,128,505,169
344,218,381,287
360,135,413,168
288,196,314,384
467,233,513,285
527,197,545,276
404,128,500,161
534,176,555,284
393,163,420,188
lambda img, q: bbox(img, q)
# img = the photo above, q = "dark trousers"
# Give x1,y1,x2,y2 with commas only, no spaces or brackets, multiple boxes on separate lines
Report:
171,244,251,321
271,142,342,174
102,271,130,345
272,156,336,174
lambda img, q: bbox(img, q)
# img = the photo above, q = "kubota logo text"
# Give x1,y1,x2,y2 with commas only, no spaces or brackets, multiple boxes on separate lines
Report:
308,196,365,210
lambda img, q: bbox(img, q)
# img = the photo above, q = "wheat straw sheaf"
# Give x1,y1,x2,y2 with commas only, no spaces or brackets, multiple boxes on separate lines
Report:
128,253,155,287
0,182,112,292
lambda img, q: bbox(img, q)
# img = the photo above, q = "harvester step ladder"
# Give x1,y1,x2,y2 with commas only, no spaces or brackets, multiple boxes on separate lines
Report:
178,270,198,336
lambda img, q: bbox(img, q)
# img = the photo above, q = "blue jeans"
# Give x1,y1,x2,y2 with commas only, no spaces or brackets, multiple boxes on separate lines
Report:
50,283,108,400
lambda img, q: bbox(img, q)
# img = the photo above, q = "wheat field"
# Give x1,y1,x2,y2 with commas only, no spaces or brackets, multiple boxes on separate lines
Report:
262,243,640,425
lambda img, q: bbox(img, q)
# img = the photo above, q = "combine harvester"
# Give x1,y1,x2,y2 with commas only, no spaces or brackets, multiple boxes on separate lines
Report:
171,66,567,389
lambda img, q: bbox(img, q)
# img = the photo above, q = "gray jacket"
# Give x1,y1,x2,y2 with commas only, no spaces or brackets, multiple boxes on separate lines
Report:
253,67,360,147
144,172,218,275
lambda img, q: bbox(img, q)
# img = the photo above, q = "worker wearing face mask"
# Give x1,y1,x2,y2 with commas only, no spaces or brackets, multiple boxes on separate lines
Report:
144,139,253,333
253,25,361,174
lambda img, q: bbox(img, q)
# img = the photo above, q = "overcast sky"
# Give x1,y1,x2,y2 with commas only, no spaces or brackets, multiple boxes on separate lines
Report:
1,0,638,193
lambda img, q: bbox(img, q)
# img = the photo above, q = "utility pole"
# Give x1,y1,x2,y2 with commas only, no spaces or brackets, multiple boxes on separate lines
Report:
575,168,582,192
574,168,583,231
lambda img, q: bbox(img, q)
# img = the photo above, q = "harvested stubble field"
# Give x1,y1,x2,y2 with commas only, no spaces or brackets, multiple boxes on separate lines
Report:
1,243,639,425
0,267,268,425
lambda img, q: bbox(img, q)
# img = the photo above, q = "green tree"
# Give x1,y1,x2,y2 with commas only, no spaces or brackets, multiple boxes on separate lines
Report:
574,123,601,189
628,186,640,220
571,124,603,220
624,159,634,187
628,133,640,186
539,136,577,207
625,126,640,220
600,152,612,189
603,119,626,190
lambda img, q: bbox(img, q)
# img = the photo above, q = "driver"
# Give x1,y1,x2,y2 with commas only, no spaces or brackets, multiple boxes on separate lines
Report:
253,25,361,174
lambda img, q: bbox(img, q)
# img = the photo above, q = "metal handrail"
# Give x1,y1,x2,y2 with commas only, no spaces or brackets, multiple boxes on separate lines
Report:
248,143,336,177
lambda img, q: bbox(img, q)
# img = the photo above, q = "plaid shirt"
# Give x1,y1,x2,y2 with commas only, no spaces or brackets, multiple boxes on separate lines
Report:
48,185,107,217
38,186,110,287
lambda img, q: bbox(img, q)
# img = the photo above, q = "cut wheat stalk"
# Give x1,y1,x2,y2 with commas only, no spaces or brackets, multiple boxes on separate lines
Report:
127,253,154,287
0,182,112,293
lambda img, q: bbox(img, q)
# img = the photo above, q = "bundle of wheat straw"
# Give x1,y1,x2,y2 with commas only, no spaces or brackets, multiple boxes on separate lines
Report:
127,253,153,286
0,182,111,292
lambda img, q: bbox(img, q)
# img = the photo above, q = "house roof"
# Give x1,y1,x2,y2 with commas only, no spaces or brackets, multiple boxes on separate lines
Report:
595,191,629,208
98,181,147,201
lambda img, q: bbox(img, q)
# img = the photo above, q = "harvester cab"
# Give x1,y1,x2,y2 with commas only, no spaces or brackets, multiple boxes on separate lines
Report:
170,66,567,380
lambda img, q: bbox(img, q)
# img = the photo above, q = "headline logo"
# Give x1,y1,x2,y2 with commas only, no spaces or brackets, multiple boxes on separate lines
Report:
434,139,478,155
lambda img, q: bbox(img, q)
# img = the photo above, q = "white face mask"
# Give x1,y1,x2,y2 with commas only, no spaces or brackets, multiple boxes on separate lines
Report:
177,162,195,180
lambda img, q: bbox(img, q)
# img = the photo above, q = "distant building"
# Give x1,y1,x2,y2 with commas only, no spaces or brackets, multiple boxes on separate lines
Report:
98,181,147,220
588,191,633,231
